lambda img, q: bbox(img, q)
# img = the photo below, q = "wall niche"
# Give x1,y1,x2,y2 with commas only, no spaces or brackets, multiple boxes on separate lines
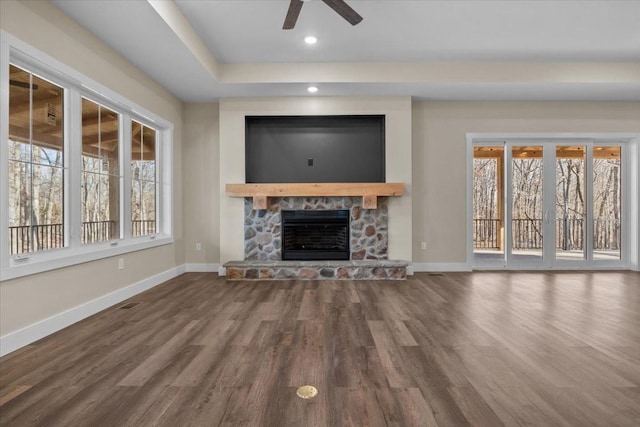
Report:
245,115,385,183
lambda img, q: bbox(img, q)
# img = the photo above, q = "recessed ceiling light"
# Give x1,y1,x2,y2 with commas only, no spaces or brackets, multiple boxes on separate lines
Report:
307,86,318,93
304,36,317,45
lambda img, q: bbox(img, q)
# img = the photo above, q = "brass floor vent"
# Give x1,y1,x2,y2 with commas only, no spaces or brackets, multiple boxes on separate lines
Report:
296,385,318,399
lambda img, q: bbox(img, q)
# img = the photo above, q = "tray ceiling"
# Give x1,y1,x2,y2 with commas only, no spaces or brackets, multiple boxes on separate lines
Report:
52,0,640,102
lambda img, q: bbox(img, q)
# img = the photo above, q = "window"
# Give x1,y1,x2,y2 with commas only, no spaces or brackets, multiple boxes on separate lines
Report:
82,98,121,244
8,64,65,255
1,32,173,280
131,121,156,237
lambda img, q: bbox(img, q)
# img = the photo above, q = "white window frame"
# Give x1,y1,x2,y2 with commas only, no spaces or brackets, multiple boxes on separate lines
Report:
1,31,173,281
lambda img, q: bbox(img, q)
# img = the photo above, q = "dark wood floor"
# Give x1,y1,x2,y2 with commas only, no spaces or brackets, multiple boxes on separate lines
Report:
1,271,639,426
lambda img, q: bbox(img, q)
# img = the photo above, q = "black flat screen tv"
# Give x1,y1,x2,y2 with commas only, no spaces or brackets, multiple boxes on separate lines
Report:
245,115,385,183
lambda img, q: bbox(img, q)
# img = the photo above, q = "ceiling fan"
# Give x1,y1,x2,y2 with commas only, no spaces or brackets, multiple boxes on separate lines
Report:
283,0,363,30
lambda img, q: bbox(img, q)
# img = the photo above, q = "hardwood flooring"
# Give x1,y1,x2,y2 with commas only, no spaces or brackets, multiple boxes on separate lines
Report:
1,271,639,426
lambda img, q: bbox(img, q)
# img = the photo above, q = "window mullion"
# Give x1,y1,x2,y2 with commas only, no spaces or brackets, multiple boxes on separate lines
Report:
122,113,132,240
28,72,34,253
154,129,160,237
621,143,630,265
157,129,163,236
0,39,9,269
585,143,594,261
67,88,82,249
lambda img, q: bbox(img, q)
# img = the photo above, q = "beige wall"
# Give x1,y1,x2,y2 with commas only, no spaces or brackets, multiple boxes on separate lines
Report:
0,0,184,335
219,97,413,265
183,103,220,265
412,101,640,264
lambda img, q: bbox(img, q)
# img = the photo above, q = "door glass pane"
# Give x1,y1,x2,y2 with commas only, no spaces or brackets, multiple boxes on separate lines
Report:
473,146,504,263
555,146,586,260
593,146,621,260
511,146,543,261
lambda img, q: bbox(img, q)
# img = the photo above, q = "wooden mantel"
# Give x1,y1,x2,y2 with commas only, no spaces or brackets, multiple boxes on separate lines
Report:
226,183,405,209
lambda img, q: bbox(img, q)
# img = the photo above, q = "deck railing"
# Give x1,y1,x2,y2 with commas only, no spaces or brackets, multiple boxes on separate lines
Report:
473,219,502,249
82,220,118,244
131,220,156,237
473,218,621,250
8,220,157,255
593,218,622,250
10,219,620,254
8,224,64,255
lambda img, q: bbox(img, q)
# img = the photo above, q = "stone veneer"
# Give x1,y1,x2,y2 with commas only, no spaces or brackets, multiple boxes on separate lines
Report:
244,196,388,261
224,260,408,281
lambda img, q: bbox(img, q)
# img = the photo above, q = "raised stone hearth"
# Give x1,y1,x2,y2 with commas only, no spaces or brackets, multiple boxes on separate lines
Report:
223,260,408,281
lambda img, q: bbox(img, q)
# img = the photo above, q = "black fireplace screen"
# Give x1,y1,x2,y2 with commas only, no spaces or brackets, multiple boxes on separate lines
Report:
281,210,350,260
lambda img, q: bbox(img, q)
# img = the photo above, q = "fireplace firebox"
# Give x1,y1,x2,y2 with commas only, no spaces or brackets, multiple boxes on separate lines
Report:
282,210,350,260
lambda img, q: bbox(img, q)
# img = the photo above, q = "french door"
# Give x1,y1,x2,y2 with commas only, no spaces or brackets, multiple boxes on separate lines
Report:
473,140,625,269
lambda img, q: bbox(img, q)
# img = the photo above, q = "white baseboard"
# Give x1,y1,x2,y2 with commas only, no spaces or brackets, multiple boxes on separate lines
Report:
218,266,227,276
412,262,472,272
0,264,186,357
184,263,221,273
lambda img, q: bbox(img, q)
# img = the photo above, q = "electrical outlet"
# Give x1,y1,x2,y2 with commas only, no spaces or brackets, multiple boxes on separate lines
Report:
118,258,124,270
421,242,427,250
196,243,202,251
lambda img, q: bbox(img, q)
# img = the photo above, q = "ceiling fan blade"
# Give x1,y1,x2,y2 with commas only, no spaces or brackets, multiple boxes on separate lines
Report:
283,0,304,30
9,80,38,90
321,0,363,26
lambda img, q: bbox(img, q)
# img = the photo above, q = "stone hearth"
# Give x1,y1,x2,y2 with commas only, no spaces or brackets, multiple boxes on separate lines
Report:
223,260,408,281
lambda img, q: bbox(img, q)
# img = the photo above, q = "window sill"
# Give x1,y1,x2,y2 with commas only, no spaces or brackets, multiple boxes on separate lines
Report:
1,235,173,281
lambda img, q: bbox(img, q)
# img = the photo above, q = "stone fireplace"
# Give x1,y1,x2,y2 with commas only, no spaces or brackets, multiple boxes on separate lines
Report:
244,196,389,261
225,195,407,280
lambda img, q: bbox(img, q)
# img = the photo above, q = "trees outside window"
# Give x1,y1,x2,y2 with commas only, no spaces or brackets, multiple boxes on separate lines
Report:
131,122,156,237
473,142,625,265
593,146,622,259
81,98,121,244
2,37,173,281
8,64,64,254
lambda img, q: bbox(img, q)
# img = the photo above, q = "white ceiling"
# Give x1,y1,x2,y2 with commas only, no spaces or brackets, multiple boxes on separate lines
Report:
176,0,640,63
53,0,640,102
